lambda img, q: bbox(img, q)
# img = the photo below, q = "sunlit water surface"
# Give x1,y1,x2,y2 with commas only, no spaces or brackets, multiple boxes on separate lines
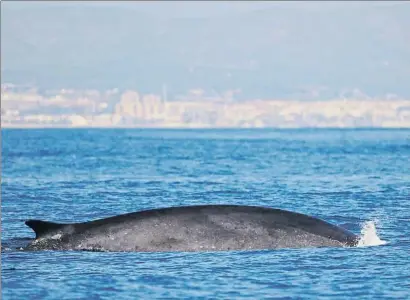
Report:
2,129,409,299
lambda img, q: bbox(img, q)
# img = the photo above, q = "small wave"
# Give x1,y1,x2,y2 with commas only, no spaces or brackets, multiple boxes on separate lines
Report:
357,220,387,247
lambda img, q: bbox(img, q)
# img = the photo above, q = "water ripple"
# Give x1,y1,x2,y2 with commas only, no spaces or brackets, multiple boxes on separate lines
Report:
2,129,410,299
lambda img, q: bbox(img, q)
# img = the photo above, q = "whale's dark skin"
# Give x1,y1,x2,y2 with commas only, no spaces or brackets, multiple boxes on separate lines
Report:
24,205,359,252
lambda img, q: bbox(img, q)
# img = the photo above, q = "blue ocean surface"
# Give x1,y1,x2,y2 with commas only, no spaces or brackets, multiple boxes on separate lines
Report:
1,128,410,299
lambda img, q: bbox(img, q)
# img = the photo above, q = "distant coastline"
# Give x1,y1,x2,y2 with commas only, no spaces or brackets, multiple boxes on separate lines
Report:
2,84,409,129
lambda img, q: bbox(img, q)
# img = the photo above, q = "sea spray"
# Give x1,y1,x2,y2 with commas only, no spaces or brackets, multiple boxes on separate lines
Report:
357,221,387,247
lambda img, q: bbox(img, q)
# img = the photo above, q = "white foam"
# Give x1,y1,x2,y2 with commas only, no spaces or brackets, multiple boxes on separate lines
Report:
51,233,62,240
357,220,387,247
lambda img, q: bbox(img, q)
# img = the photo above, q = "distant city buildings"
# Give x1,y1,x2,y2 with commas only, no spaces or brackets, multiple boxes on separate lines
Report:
1,84,410,128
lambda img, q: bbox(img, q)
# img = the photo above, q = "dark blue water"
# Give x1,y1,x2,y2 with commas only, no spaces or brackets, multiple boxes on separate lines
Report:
2,129,410,299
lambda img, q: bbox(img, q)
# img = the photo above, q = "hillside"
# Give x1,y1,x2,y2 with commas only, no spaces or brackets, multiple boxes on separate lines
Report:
2,2,409,99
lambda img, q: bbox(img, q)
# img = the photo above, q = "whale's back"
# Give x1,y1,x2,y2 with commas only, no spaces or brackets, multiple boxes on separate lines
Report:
25,205,358,252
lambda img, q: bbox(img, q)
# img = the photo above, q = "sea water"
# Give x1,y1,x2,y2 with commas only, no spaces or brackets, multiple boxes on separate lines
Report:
1,129,409,299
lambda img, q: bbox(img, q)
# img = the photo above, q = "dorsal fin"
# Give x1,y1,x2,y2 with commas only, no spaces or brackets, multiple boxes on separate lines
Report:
25,220,66,239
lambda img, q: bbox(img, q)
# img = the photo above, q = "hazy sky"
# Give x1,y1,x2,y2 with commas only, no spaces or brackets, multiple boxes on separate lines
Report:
2,1,410,98
2,1,289,17
4,1,406,17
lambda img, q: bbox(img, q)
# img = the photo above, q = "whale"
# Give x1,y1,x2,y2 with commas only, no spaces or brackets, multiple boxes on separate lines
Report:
24,205,359,252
